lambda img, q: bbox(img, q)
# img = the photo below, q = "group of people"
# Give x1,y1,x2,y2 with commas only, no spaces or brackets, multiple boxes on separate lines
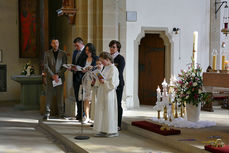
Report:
44,37,125,137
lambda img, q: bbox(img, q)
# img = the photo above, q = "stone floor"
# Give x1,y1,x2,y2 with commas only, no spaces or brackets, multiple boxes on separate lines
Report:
0,106,65,153
39,105,229,153
1,104,229,153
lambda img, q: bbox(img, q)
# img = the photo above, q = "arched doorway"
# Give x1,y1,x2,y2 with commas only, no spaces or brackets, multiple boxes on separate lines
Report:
138,34,165,105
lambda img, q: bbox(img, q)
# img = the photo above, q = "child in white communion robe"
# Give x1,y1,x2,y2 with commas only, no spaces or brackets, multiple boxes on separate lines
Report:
93,52,120,138
90,59,104,120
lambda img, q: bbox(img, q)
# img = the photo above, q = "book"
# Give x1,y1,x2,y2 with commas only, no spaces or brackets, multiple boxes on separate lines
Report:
62,64,74,69
52,78,62,87
93,69,105,80
62,64,93,71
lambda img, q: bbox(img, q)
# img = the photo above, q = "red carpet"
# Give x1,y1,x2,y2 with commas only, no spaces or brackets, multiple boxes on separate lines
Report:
205,145,229,153
131,121,181,136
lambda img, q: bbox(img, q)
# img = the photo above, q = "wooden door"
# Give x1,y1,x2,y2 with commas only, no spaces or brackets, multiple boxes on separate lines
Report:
139,34,165,105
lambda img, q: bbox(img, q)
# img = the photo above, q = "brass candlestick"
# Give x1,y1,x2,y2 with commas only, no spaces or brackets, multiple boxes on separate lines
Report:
157,111,161,119
164,106,168,120
183,102,186,117
172,103,175,117
169,116,172,122
175,101,178,118
180,105,183,118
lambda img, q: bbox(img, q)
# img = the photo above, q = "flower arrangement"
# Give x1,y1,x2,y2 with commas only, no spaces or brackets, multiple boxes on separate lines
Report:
174,58,207,107
21,61,35,75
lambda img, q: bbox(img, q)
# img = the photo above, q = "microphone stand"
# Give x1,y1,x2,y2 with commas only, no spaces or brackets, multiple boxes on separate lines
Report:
74,100,90,140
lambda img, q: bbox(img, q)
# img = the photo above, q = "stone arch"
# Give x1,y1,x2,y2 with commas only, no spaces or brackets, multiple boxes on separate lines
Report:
132,27,174,108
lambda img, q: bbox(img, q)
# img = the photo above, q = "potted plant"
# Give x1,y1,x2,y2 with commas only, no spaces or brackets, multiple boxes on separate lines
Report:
174,58,207,122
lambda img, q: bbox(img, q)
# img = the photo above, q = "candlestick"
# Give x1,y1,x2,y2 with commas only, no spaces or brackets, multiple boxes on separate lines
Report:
180,105,183,118
175,101,178,118
157,111,160,119
183,102,186,117
222,55,226,70
164,106,167,120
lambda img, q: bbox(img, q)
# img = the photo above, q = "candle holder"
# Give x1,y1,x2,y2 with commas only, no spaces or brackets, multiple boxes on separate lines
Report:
169,117,172,122
183,102,186,117
180,105,183,118
174,101,178,118
172,103,175,117
157,110,161,119
164,106,168,120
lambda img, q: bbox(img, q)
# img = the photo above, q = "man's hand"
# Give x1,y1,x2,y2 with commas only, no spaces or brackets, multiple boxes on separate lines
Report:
82,69,88,73
52,74,59,83
71,66,77,71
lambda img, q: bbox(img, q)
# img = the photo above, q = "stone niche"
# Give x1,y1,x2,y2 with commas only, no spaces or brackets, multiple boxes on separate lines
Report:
0,65,6,92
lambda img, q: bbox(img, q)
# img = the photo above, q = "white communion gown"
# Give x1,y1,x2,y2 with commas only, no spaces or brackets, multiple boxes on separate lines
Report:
93,64,119,134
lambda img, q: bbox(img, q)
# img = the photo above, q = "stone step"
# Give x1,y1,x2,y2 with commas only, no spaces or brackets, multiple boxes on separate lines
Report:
38,120,183,153
122,120,209,153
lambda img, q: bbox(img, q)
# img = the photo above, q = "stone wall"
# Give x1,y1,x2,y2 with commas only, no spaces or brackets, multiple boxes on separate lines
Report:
0,0,40,102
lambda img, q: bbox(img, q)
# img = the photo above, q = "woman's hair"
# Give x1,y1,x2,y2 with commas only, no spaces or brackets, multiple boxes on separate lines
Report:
109,40,121,52
85,43,96,58
99,52,114,63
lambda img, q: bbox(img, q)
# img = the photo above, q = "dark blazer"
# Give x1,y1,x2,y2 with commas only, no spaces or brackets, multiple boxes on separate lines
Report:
114,54,125,87
44,49,67,86
72,48,87,83
81,56,98,68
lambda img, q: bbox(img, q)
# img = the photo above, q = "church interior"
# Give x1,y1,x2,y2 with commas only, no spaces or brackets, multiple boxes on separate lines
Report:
1,0,229,153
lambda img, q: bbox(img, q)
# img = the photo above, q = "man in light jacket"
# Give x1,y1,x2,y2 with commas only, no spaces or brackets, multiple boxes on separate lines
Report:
43,38,67,120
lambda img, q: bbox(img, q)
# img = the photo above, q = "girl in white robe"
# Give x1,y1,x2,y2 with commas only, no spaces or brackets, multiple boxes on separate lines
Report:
90,59,104,120
93,52,119,137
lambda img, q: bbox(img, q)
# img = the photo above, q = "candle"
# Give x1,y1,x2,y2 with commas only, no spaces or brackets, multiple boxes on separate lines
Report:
193,32,198,68
213,55,216,70
222,55,226,70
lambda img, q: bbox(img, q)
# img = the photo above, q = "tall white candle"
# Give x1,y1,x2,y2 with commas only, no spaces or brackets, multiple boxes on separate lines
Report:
193,31,198,68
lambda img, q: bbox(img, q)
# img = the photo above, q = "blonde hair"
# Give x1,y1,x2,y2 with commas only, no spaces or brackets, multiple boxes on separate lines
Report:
99,52,114,63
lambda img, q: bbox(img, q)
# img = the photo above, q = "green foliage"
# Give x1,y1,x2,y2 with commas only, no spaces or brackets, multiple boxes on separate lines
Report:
174,57,207,107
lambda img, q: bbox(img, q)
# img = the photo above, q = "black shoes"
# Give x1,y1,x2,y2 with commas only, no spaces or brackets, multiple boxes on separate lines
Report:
59,115,66,119
43,116,49,120
76,115,82,121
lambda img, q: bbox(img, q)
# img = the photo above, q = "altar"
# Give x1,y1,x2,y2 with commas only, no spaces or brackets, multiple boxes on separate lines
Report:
11,75,42,110
203,72,229,89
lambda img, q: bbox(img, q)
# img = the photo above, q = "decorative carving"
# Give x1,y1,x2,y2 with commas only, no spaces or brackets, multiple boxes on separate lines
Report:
57,0,77,24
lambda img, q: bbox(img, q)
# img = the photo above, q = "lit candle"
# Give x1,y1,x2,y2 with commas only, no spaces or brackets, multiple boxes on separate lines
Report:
222,55,226,70
193,32,198,68
213,55,216,70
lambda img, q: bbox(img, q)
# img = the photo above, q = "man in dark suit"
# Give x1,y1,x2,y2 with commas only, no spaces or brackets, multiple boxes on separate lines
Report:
71,37,86,120
109,40,125,131
43,38,67,120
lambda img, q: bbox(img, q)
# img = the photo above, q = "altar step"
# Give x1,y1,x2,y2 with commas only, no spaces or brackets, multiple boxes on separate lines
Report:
38,120,182,153
122,119,209,153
